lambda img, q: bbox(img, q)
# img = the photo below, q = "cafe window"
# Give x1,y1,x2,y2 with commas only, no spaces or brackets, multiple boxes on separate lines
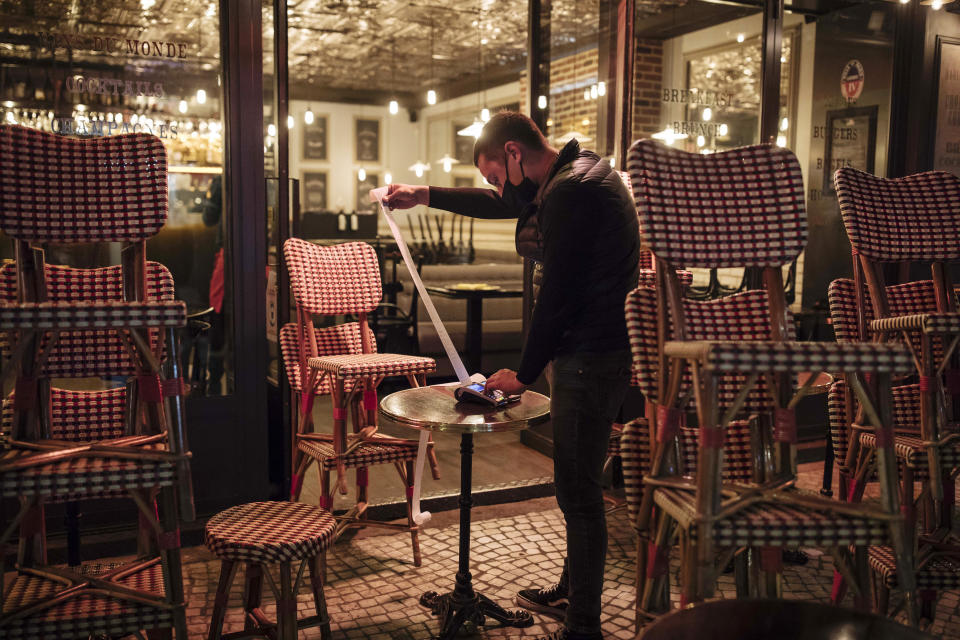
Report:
0,1,231,396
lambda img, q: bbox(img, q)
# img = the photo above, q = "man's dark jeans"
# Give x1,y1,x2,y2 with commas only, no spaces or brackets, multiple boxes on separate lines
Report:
550,350,631,636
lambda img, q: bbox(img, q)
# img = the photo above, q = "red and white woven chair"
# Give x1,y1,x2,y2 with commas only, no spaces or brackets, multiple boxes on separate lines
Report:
625,139,918,624
0,124,193,639
283,237,438,566
833,167,960,621
828,277,960,621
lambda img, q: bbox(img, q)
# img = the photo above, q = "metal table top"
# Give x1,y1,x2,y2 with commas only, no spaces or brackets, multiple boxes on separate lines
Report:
379,385,550,434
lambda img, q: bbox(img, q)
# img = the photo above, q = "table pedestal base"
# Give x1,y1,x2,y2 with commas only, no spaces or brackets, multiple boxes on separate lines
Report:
420,582,533,640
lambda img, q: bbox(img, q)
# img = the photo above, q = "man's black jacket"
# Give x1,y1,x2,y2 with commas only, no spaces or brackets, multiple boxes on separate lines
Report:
429,140,640,384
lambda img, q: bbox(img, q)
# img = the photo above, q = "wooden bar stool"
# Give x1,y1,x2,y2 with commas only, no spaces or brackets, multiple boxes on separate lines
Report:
205,501,336,640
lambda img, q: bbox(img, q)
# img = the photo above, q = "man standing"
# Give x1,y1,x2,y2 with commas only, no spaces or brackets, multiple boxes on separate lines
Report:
385,112,638,640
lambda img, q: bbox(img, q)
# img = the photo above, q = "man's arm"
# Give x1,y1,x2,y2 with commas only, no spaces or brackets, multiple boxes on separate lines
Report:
515,184,592,385
384,184,516,219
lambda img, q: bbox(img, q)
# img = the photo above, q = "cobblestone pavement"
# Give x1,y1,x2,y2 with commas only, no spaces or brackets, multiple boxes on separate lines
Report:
180,492,960,640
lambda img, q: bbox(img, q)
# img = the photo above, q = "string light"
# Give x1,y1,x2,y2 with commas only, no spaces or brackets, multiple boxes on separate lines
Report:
196,89,207,104
304,108,314,125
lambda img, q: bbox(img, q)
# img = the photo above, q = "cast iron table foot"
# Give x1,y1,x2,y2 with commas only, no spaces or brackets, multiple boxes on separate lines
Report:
420,586,533,640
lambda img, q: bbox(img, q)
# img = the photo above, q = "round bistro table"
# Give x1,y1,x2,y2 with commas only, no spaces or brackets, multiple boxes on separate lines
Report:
380,385,551,640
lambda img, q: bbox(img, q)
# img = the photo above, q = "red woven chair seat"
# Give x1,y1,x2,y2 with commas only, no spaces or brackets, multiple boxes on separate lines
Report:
1,562,170,640
871,312,960,335
655,489,890,548
859,432,960,471
665,339,913,374
0,449,176,500
298,435,420,469
638,269,693,288
869,546,960,589
204,501,336,564
0,300,186,330
307,353,435,378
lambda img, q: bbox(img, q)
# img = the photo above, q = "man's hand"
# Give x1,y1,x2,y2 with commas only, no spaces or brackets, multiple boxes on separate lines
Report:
485,369,527,395
384,184,428,209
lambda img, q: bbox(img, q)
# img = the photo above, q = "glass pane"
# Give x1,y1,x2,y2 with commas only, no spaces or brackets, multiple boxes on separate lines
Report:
0,1,231,396
631,3,763,297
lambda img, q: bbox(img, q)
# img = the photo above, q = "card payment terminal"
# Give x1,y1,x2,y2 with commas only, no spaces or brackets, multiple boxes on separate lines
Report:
454,382,521,408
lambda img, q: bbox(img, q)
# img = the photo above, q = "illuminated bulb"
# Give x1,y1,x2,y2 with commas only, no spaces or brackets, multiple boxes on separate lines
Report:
590,84,598,99
900,0,909,4
781,55,787,63
776,135,787,147
582,117,590,126
609,156,615,167
304,109,314,125
358,168,366,181
584,88,591,101
737,33,745,43
443,157,452,173
933,0,943,8
5,112,15,124
538,95,547,109
131,113,139,124
702,107,712,121
696,135,705,147
287,114,294,129
267,123,277,137
141,0,156,9
389,100,399,115
780,117,789,131
384,172,392,185
427,89,437,105
597,81,606,97
480,108,490,122
107,112,114,122
718,123,729,136
178,99,187,113
415,166,424,178
196,89,207,104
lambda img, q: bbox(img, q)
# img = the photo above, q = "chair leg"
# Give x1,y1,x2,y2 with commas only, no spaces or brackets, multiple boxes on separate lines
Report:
875,575,890,616
242,562,263,633
278,562,297,640
852,547,872,611
310,553,333,640
207,559,238,640
404,459,422,567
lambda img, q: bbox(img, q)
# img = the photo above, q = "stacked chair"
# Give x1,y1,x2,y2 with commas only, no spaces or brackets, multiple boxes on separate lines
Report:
0,125,194,638
619,139,919,627
281,237,439,566
826,167,960,621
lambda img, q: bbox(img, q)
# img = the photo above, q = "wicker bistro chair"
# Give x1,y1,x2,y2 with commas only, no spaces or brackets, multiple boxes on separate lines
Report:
836,168,960,535
0,125,194,638
283,237,438,566
828,278,960,621
625,139,918,623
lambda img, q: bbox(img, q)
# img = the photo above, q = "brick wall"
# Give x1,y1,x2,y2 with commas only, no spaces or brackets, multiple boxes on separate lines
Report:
632,39,663,141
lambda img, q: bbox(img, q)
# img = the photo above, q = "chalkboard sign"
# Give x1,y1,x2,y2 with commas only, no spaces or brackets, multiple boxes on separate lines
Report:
302,172,327,211
303,116,328,160
355,118,380,163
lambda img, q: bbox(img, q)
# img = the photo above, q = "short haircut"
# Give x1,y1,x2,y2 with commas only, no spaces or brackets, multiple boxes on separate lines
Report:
473,111,547,166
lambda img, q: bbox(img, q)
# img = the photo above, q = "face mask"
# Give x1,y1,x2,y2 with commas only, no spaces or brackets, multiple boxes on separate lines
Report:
501,152,538,213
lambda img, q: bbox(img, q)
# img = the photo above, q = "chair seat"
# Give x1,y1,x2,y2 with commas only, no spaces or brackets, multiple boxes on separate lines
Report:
859,432,960,471
607,426,622,457
0,448,176,499
204,501,336,564
654,488,890,547
664,340,913,374
307,352,435,378
1,561,170,640
872,312,960,335
298,434,420,469
638,269,694,288
869,545,960,589
0,300,186,330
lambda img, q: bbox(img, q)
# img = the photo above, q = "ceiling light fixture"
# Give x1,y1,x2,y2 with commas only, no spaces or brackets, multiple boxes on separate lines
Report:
389,100,399,115
437,153,459,173
597,81,606,97
385,172,393,185
426,22,438,106
458,119,484,138
178,100,187,114
196,89,206,104
389,40,400,116
652,126,688,146
481,107,490,122
304,107,314,125
287,114,294,129
408,161,430,178
358,167,366,181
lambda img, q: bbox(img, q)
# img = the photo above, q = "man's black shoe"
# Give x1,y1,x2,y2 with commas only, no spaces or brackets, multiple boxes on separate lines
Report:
515,581,569,621
534,628,603,640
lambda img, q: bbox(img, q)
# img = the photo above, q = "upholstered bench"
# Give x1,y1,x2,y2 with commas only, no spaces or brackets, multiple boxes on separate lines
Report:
204,501,336,640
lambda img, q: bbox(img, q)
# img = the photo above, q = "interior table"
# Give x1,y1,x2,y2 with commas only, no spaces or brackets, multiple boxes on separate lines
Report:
424,285,523,374
380,385,550,639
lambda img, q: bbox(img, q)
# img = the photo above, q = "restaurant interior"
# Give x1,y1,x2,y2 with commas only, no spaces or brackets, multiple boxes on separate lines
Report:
2,0,960,638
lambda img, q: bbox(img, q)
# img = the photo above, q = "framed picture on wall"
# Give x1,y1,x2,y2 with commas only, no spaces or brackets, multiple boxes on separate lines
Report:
302,115,328,160
933,37,960,172
356,172,379,213
453,123,474,165
355,118,381,163
822,105,877,195
301,172,327,211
